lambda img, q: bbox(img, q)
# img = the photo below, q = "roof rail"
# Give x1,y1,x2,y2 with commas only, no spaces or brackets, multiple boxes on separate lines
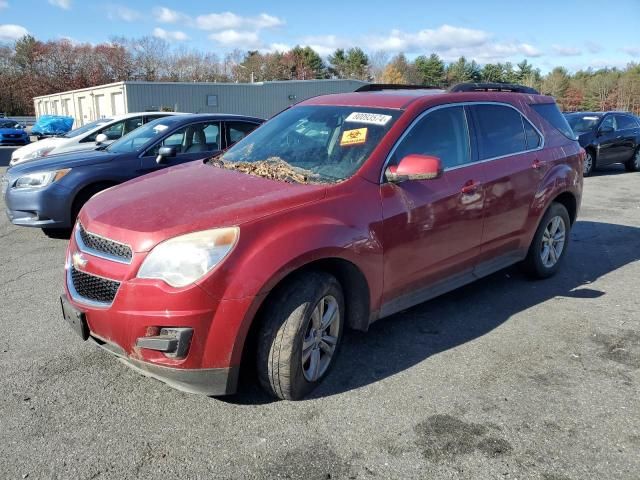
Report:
355,84,442,92
449,83,539,94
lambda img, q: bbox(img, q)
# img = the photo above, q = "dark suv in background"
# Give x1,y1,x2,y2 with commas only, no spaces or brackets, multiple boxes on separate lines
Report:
565,111,640,176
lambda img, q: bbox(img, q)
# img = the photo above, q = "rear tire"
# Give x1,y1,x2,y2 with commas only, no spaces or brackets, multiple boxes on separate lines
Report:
522,203,571,279
624,148,640,172
583,150,595,177
257,271,345,400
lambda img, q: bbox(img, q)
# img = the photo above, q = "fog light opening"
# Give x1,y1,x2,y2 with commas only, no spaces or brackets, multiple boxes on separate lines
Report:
136,327,193,359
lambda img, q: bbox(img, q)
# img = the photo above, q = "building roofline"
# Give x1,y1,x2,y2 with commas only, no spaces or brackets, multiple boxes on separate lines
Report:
33,81,126,99
33,79,368,100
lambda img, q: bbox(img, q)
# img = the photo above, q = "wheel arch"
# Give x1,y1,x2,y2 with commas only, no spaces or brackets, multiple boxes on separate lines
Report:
235,256,372,383
552,191,578,225
71,180,120,217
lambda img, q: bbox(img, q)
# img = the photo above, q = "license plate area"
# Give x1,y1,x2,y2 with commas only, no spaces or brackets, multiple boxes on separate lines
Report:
61,295,89,340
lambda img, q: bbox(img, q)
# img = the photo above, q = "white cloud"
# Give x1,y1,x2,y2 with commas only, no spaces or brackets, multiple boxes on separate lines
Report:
196,12,284,31
0,24,28,41
301,35,350,56
267,42,291,53
107,5,142,22
48,0,71,10
209,29,262,48
153,6,190,24
366,25,490,52
298,26,542,63
0,1,8,10
552,45,582,56
621,46,640,56
153,27,188,42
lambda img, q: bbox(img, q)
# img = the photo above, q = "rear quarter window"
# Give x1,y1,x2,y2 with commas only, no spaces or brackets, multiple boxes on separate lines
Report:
530,103,577,140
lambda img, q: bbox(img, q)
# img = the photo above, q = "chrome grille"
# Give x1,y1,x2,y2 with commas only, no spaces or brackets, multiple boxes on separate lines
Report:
77,224,132,262
70,267,120,304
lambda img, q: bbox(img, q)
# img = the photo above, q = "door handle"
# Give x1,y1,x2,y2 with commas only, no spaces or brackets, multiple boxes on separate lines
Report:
461,180,480,194
532,159,543,169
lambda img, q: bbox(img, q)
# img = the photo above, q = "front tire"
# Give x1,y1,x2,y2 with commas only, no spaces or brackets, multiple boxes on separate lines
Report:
522,203,571,279
624,148,640,172
257,272,345,400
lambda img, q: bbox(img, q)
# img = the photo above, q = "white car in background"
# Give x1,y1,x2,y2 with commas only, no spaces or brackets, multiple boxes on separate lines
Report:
10,112,182,166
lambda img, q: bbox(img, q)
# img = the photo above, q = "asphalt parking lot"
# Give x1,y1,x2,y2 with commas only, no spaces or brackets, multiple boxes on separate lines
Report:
0,157,638,479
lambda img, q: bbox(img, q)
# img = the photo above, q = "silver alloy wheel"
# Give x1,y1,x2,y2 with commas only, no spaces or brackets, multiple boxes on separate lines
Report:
540,216,566,268
635,150,640,169
584,153,593,175
302,295,340,382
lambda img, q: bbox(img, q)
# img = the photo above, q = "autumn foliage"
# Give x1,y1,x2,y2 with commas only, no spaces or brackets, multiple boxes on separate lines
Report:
1,35,639,116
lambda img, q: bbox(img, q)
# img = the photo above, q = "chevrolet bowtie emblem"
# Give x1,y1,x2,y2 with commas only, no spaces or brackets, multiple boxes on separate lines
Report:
72,252,88,269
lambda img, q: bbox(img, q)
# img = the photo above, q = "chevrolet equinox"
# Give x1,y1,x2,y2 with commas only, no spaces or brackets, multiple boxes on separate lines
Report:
61,83,584,400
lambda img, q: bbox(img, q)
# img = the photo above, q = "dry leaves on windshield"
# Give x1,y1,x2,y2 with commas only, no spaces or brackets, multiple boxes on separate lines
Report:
210,157,320,184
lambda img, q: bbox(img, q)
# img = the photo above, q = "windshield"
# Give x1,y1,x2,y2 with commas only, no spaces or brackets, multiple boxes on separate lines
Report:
218,106,401,183
63,118,113,138
0,120,19,129
565,114,601,134
106,118,176,154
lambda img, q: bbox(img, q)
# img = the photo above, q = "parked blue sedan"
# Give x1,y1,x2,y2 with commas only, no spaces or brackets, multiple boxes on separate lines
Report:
0,119,29,145
2,114,263,232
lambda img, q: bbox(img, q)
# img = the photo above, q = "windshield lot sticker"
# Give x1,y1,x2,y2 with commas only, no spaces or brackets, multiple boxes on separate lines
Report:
340,128,368,146
153,124,169,132
345,112,392,126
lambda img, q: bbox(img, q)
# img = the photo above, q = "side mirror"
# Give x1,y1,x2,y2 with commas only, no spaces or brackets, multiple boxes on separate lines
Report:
598,125,614,136
95,133,108,145
156,146,177,164
385,154,443,183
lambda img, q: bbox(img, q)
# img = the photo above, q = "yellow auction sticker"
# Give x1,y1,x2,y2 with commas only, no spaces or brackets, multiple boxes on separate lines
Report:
340,128,368,146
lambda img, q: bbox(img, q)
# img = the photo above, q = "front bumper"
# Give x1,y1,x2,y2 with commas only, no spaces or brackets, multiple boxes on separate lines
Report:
3,179,72,228
62,227,259,396
89,332,239,396
0,138,29,145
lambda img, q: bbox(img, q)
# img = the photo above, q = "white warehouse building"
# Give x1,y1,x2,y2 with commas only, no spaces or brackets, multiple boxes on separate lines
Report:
33,79,367,126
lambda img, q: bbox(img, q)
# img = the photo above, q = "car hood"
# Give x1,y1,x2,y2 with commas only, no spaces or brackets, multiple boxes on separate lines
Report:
7,149,114,176
10,137,65,163
81,161,327,252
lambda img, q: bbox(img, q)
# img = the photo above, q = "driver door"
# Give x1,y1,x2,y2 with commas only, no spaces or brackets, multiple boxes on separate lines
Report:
139,121,222,174
380,105,487,314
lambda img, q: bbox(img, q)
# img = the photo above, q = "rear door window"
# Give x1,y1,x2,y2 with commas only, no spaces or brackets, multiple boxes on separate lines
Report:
123,117,144,135
615,115,638,131
471,104,527,160
226,121,259,147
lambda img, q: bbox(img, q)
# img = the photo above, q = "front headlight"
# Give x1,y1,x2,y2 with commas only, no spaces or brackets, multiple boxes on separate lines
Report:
24,147,55,161
137,227,239,288
13,169,71,189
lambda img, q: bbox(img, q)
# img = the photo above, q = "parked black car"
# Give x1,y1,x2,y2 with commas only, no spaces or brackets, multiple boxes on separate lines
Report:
564,112,640,176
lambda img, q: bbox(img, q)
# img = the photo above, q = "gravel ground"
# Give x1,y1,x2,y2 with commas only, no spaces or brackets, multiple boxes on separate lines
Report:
0,163,638,480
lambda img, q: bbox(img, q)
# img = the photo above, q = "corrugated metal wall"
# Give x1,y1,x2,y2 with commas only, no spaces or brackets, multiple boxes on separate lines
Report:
124,80,367,118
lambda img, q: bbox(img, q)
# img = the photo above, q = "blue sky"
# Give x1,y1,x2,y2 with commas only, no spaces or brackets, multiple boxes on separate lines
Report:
1,0,639,72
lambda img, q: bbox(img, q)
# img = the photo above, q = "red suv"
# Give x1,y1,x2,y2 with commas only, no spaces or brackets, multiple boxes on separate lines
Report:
61,83,583,400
